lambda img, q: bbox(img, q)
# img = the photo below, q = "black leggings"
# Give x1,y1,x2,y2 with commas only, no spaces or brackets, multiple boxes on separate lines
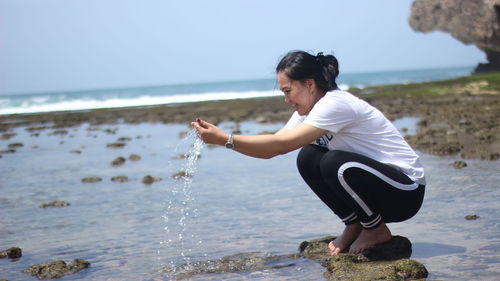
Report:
297,144,425,229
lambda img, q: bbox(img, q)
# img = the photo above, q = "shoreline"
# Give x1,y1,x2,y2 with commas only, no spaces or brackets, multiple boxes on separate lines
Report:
1,73,499,160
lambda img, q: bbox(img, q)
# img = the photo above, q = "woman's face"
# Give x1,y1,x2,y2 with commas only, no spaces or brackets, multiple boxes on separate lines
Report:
277,71,319,116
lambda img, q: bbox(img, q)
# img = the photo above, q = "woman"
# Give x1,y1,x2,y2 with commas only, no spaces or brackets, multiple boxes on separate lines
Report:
192,50,425,255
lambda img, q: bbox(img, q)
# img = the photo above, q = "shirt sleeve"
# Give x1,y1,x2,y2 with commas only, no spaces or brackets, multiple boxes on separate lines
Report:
303,94,357,133
283,111,305,130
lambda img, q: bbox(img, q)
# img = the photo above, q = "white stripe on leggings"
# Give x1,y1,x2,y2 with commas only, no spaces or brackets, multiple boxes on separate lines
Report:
361,214,382,228
337,162,419,217
342,212,357,223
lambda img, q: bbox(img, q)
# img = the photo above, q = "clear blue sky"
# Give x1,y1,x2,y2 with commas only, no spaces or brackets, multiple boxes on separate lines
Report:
0,0,485,95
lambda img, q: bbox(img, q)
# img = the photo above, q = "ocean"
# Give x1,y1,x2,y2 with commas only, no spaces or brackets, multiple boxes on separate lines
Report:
0,66,474,115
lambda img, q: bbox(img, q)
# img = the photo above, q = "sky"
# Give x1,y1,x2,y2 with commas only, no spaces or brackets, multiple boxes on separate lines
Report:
0,0,485,95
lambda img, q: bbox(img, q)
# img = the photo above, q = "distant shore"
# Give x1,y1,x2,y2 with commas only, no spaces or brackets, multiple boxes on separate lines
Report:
1,73,499,160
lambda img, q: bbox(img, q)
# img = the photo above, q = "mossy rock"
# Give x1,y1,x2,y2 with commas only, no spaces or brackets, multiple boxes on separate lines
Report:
142,175,161,184
22,259,90,280
106,142,126,148
299,235,412,261
129,154,141,161
161,252,299,279
0,247,22,259
49,129,68,136
81,177,102,183
111,176,129,183
299,235,426,281
111,156,126,166
324,257,427,281
8,142,23,148
172,170,192,179
465,214,480,220
39,200,70,208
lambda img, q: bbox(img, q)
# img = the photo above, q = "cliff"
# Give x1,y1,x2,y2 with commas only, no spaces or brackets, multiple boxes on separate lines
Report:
409,0,500,73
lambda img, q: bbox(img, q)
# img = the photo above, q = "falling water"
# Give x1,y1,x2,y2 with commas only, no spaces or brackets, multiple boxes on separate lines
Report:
158,128,204,273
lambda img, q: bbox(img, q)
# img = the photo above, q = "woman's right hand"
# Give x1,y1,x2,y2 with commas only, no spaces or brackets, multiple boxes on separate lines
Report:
191,119,228,146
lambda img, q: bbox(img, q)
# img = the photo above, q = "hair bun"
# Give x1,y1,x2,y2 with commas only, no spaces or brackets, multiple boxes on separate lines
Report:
276,50,339,92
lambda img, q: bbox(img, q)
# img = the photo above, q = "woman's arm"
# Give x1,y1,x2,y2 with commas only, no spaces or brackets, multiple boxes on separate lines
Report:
191,119,326,159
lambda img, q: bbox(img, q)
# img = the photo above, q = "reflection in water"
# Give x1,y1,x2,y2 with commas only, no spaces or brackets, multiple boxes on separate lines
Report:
411,242,466,258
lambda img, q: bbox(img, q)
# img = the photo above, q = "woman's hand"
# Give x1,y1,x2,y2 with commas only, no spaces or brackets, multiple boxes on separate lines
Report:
191,119,228,146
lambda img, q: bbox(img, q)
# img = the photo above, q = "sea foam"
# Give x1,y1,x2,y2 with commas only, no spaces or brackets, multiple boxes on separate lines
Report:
0,90,281,115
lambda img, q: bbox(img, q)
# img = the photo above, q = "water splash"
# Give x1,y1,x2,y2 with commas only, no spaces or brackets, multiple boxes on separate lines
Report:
158,128,204,272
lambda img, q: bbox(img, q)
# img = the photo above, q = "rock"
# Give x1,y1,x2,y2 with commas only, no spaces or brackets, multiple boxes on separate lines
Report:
106,142,126,148
0,247,22,259
104,128,118,134
0,149,16,154
160,252,299,279
111,156,126,166
489,153,500,160
49,129,68,136
111,176,129,182
465,214,480,220
22,259,90,280
172,170,192,179
142,175,161,184
323,256,428,281
129,154,141,161
81,177,102,183
1,133,16,140
26,126,49,132
8,142,23,148
453,160,467,168
300,235,426,281
117,137,132,142
39,200,70,208
409,0,500,73
161,235,426,280
299,235,412,261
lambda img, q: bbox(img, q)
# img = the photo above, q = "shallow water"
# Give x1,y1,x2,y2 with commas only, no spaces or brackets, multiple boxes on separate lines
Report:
0,120,499,280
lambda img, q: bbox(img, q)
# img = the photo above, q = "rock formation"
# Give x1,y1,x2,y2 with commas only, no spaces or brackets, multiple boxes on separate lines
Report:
409,0,500,73
22,259,90,280
161,235,428,280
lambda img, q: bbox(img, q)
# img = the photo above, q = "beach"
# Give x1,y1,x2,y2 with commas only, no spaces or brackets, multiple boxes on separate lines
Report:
1,74,499,280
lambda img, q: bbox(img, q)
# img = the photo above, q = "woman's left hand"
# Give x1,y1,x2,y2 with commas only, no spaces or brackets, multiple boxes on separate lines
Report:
191,119,228,146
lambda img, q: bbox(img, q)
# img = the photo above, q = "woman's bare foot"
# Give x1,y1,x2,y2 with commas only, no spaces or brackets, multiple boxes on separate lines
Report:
328,223,362,255
348,222,392,254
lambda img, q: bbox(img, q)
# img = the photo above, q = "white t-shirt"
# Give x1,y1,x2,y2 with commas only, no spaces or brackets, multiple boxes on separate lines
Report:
284,90,426,185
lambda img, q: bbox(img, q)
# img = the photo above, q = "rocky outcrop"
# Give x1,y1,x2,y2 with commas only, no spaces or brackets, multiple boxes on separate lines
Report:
142,175,161,184
22,259,90,280
301,236,427,281
39,200,70,208
0,247,22,259
161,235,428,280
409,0,500,73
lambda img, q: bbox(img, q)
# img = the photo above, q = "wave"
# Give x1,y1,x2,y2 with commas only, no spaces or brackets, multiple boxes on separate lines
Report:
0,66,475,115
0,90,281,115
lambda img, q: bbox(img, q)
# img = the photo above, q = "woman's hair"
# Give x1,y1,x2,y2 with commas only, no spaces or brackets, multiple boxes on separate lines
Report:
276,50,339,92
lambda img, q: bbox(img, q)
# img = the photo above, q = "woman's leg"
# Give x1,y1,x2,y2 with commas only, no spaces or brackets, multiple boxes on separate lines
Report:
296,145,360,225
318,150,425,253
297,145,362,254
